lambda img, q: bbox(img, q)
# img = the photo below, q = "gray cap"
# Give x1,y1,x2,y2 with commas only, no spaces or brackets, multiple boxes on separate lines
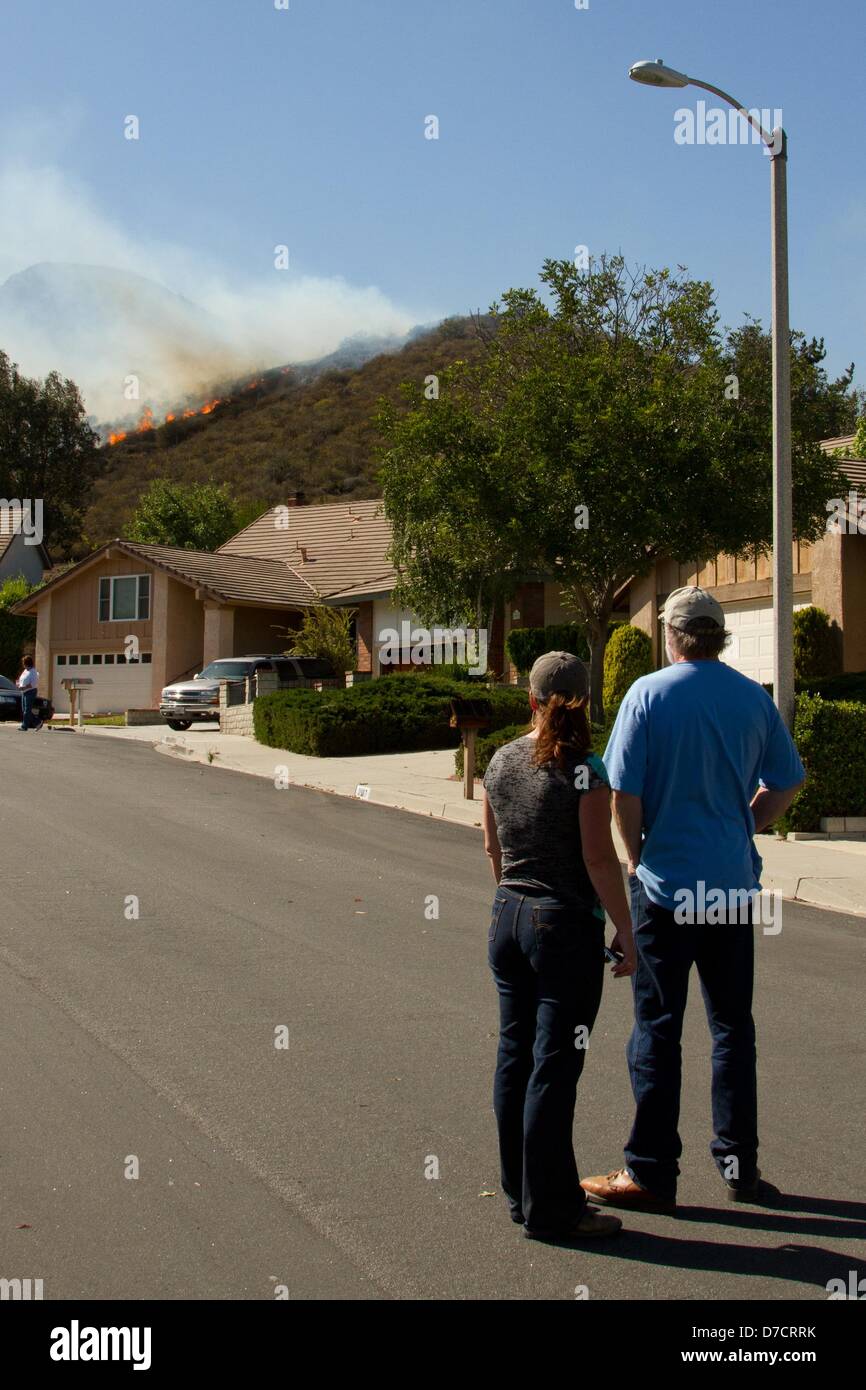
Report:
529,650,589,701
661,585,725,632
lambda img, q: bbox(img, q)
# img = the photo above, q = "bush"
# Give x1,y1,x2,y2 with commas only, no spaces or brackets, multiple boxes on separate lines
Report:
0,576,35,680
799,669,866,703
254,674,530,757
505,623,589,675
603,624,653,713
780,693,866,833
793,606,841,681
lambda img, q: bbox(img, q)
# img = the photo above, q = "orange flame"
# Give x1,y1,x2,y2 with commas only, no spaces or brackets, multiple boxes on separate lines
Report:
108,430,127,445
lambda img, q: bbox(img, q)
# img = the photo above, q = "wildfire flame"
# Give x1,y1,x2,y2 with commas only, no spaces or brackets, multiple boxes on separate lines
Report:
104,372,279,445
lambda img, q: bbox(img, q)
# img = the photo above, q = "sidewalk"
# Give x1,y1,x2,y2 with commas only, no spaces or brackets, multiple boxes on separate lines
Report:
45,721,866,918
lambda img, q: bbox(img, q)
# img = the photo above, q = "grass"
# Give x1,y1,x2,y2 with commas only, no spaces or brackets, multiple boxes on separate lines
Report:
51,714,126,727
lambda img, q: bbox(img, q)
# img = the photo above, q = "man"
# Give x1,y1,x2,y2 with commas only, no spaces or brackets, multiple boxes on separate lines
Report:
17,654,43,731
581,586,804,1212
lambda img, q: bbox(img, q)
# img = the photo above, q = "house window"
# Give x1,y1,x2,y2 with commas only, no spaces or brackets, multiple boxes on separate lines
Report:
104,654,115,665
99,574,150,622
141,653,152,664
68,655,78,666
92,654,103,665
80,654,91,665
56,655,66,666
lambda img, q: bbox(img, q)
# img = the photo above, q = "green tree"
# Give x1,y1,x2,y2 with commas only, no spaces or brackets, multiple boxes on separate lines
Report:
128,479,239,551
0,575,35,679
0,352,101,554
282,604,357,675
603,625,654,713
793,606,840,681
378,255,852,720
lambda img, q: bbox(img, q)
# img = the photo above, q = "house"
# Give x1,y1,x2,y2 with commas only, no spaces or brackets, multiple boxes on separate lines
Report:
14,433,862,712
12,497,470,714
0,517,51,588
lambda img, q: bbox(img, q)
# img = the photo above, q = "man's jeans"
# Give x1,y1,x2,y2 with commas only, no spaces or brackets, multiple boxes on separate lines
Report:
624,874,758,1200
488,886,604,1230
19,688,38,730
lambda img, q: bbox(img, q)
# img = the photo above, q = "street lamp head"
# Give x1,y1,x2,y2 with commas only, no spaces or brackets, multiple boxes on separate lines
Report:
628,59,690,89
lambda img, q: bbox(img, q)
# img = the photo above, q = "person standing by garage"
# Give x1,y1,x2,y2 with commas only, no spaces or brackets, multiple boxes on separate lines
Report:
17,655,43,731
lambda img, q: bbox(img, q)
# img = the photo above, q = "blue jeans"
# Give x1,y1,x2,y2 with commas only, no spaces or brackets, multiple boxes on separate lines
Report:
624,874,758,1200
488,886,604,1230
19,688,38,730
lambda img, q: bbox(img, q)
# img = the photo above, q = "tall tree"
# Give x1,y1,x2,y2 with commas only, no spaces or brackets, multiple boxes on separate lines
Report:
127,479,239,551
0,351,101,554
378,256,852,720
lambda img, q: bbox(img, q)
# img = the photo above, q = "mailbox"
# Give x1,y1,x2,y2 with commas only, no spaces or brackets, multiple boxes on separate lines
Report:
61,676,94,728
449,697,492,800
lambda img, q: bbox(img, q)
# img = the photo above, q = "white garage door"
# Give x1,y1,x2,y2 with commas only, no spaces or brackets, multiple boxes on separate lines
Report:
53,657,153,714
721,599,809,686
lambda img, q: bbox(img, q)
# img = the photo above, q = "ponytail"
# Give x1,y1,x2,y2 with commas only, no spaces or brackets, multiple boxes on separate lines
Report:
531,691,591,770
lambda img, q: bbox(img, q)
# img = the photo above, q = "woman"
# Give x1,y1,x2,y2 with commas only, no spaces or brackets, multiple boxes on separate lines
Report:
482,651,636,1240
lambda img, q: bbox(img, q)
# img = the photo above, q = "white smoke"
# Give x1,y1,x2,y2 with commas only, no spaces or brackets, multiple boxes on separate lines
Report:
0,156,420,424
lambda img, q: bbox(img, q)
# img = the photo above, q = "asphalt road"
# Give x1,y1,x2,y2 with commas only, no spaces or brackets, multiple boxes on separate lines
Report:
1,728,864,1301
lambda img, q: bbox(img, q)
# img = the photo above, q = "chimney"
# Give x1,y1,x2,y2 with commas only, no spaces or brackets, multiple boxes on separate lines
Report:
285,490,306,508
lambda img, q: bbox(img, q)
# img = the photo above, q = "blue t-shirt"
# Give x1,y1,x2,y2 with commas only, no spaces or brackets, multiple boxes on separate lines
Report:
603,661,805,909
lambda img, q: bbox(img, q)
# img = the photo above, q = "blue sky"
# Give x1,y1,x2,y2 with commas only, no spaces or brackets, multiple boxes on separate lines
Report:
1,0,863,393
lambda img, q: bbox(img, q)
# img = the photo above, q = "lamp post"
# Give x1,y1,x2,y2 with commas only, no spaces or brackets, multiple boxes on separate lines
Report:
629,59,794,729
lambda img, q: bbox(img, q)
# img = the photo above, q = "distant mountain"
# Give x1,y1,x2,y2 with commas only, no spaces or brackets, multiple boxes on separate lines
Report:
79,315,485,550
0,262,243,422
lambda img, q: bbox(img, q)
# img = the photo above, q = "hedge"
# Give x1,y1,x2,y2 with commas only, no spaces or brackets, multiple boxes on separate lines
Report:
780,693,866,833
799,669,866,704
603,624,654,714
254,674,531,757
505,623,589,675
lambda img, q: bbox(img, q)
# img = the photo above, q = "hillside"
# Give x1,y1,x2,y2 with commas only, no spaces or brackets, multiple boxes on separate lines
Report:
82,316,485,548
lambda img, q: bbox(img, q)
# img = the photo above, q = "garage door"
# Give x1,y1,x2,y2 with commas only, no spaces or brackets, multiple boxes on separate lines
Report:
721,599,809,686
52,656,153,714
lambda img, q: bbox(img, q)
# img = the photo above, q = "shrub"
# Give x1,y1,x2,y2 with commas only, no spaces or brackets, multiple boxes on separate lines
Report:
280,603,356,675
505,623,589,675
254,674,530,757
603,624,653,713
799,669,866,703
0,575,35,680
793,606,841,681
780,693,866,833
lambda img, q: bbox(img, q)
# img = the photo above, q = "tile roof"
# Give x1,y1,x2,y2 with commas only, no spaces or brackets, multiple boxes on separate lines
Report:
219,498,396,599
115,540,319,606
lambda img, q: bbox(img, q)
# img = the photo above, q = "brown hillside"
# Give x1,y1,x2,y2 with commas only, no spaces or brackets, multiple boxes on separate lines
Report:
82,316,484,549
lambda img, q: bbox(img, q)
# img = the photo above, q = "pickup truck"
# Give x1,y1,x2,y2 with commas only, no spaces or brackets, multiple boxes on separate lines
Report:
159,654,336,730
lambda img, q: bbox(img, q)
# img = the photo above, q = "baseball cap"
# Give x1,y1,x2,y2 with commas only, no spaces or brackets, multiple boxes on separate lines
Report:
529,650,589,701
661,585,725,632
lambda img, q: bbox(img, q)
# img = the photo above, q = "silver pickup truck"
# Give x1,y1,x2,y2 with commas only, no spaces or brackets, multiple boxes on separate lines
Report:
159,654,335,730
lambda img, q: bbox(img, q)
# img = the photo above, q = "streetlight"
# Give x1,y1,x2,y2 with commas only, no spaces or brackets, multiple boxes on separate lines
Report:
629,59,794,729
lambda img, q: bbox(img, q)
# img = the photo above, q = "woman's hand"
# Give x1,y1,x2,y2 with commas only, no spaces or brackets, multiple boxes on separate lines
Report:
608,926,637,978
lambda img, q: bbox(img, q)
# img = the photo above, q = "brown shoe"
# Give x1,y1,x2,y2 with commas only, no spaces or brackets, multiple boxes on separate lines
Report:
581,1167,676,1213
524,1207,622,1241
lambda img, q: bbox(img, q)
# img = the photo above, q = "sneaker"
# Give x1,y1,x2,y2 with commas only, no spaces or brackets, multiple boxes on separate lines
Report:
34,719,44,731
524,1207,623,1241
581,1167,676,1213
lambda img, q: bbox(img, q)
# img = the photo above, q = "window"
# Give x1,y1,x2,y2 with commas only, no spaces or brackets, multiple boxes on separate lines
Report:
117,653,126,665
80,654,91,665
104,654,115,665
98,574,150,622
68,654,79,666
142,653,152,664
56,655,67,667
92,654,103,665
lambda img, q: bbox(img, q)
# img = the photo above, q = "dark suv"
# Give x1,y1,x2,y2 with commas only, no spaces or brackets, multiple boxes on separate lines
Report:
159,654,336,730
